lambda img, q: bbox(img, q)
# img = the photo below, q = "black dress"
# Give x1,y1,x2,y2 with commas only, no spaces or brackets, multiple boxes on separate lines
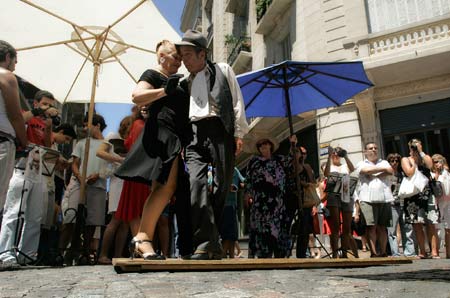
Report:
115,69,190,185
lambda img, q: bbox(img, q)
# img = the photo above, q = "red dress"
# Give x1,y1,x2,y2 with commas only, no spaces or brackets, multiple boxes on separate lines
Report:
115,119,151,222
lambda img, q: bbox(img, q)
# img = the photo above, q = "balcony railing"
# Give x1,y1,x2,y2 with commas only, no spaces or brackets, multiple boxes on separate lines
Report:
368,19,450,56
227,36,251,66
344,16,450,59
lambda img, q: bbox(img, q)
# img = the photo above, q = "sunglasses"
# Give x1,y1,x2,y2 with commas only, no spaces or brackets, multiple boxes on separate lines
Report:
389,159,400,163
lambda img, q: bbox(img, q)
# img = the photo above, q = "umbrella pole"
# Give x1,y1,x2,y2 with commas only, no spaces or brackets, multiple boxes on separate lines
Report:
79,47,101,207
282,68,303,212
71,40,101,264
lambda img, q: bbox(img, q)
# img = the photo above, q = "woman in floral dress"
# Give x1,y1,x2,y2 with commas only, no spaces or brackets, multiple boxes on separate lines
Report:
245,136,294,258
401,139,440,258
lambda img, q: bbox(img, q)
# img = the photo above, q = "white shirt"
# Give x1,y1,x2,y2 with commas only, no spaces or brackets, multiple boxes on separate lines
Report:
72,138,106,190
189,63,249,138
356,158,393,203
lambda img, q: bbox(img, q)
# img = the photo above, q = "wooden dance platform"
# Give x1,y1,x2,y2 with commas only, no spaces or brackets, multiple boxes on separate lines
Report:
112,257,413,273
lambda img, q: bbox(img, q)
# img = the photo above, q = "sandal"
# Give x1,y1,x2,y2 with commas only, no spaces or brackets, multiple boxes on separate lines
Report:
129,237,165,260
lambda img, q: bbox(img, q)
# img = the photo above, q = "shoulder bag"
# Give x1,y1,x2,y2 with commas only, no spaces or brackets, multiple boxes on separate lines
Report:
398,166,429,199
303,183,320,208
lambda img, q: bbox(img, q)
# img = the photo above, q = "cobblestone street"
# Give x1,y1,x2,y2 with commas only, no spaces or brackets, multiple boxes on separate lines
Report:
0,259,449,298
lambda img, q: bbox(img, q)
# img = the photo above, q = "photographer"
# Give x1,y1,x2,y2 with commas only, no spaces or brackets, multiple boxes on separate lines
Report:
22,90,60,148
401,139,439,259
324,145,358,258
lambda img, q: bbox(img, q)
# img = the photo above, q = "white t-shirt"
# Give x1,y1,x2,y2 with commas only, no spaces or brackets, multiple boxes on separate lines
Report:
72,138,106,189
356,158,393,203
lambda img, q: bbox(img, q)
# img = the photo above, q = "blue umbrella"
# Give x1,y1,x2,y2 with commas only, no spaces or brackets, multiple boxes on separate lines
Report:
237,60,374,135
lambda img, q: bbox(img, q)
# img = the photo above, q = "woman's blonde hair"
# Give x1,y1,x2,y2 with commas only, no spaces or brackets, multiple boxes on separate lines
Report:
156,40,174,63
431,154,448,170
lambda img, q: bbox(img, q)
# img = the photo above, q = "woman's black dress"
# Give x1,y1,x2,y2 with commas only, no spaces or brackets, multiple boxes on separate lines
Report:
115,69,190,185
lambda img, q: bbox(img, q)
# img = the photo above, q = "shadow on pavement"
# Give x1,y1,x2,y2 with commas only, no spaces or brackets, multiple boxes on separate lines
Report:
341,268,450,283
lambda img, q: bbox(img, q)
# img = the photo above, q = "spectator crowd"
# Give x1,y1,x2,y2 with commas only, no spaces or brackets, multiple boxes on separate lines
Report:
1,32,449,270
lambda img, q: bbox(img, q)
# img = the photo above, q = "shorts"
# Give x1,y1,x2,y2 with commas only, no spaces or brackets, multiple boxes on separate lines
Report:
326,193,354,213
61,177,106,226
360,201,392,227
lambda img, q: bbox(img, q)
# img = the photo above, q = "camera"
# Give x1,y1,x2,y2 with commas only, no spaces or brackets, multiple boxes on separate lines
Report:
32,107,61,126
333,147,347,158
50,115,61,126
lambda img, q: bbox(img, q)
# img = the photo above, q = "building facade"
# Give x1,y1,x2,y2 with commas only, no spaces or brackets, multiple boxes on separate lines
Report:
180,0,450,171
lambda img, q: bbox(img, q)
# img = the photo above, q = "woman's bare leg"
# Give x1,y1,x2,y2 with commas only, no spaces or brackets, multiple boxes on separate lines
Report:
426,223,439,257
114,222,129,258
134,157,179,254
156,215,170,257
413,223,426,257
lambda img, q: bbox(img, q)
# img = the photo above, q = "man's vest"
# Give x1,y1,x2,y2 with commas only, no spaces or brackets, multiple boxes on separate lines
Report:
200,61,235,136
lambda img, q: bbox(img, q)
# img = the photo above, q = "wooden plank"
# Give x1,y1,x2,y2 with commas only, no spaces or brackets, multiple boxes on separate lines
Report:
112,257,413,273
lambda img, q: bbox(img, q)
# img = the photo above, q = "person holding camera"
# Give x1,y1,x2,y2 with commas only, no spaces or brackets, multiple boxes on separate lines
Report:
402,139,439,259
22,90,60,148
0,89,66,266
324,145,358,258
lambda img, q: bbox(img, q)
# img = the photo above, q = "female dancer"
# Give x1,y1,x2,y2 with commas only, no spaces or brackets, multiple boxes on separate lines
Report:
115,40,190,259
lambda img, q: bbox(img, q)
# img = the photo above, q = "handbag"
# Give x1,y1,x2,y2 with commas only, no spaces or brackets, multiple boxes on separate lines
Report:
398,166,429,199
302,184,320,208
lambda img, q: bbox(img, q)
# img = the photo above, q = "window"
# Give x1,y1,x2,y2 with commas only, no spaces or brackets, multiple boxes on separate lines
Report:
366,0,450,33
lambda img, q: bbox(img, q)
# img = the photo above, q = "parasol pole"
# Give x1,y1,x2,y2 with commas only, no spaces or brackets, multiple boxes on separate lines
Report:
78,34,103,206
282,65,303,212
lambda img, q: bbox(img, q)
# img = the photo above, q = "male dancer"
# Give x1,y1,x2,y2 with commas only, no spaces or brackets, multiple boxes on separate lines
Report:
176,30,249,259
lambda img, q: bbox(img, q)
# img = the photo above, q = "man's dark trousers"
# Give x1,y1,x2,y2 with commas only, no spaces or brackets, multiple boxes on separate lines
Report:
185,117,235,257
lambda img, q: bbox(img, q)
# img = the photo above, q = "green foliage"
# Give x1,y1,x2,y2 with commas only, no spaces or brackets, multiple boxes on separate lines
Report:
225,34,239,46
256,0,272,22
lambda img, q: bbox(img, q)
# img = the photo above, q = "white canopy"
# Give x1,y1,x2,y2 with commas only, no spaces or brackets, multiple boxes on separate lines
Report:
0,0,181,104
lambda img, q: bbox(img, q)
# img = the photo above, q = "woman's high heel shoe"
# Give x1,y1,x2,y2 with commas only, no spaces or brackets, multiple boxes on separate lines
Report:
129,237,165,260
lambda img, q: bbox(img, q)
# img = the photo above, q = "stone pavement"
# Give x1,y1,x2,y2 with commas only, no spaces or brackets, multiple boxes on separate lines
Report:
0,259,449,298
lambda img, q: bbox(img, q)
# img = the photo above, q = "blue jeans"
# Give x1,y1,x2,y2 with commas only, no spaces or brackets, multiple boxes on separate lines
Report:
388,204,416,256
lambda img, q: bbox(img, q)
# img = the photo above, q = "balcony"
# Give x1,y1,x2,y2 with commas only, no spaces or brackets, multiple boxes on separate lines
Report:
343,16,450,87
226,36,252,74
225,0,248,16
345,16,450,59
255,0,292,35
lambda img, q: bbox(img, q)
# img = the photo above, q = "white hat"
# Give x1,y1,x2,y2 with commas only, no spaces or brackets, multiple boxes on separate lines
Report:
243,133,279,155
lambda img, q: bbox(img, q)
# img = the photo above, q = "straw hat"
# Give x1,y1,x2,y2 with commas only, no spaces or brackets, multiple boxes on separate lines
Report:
243,133,279,155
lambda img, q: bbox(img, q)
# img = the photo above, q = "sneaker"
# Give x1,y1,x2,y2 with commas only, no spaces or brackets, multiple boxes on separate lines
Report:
0,258,20,270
